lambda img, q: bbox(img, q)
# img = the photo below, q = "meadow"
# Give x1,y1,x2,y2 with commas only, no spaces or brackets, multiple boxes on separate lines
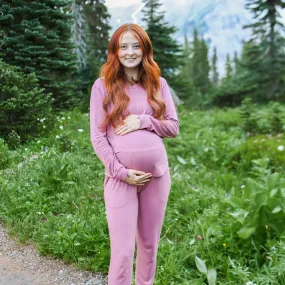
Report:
1,103,285,285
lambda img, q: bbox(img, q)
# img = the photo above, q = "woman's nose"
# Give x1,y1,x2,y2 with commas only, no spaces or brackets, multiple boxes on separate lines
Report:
127,47,135,54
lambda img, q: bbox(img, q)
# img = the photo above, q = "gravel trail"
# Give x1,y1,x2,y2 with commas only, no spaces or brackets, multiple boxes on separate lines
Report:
0,221,108,285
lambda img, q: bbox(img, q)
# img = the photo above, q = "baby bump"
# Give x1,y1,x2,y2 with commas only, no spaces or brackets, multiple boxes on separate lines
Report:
116,147,169,177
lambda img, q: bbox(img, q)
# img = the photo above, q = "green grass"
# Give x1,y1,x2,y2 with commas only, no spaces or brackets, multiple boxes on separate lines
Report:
1,104,285,284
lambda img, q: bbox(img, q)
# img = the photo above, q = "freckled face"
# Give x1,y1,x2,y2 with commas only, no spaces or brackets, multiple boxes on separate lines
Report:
118,31,143,69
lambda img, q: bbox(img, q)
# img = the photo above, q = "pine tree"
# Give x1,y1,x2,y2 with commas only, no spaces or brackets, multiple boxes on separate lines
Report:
71,0,88,71
211,46,219,87
224,54,233,81
244,0,285,102
191,29,211,96
141,0,183,88
83,0,111,65
70,0,111,111
0,0,78,109
233,51,240,73
175,33,194,103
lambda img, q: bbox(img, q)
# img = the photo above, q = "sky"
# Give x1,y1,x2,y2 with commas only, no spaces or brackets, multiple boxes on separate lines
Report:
105,0,141,8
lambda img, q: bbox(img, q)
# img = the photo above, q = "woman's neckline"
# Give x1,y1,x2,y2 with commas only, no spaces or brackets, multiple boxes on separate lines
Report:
125,83,141,89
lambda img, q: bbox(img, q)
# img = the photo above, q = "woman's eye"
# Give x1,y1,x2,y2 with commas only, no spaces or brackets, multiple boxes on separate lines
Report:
134,45,140,49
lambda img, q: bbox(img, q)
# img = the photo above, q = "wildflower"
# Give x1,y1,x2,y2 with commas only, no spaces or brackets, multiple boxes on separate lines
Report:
253,140,258,143
265,225,268,230
40,119,44,123
197,235,202,240
78,129,84,132
68,116,71,119
37,140,41,143
271,246,276,250
56,135,60,139
245,282,256,285
18,163,23,169
25,148,28,151
59,125,63,130
247,132,251,136
30,154,39,161
261,138,266,142
241,185,245,189
204,147,209,152
277,133,282,138
61,117,65,120
277,145,284,151
223,243,227,248
43,125,46,129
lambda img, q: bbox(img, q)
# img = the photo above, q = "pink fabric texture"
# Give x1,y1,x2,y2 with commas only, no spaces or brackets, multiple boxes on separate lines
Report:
104,167,171,285
89,76,179,181
90,77,179,285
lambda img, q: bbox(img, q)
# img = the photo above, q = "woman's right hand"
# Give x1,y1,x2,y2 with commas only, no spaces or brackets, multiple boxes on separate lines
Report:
125,169,152,186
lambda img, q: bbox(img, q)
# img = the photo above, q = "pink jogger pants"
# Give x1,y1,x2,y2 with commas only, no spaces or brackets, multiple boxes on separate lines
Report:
103,167,171,285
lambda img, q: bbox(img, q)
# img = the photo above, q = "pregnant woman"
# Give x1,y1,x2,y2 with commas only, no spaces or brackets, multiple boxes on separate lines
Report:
90,23,179,285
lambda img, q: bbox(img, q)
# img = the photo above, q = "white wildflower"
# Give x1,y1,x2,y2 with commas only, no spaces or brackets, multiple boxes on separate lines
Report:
30,154,39,161
78,129,84,132
56,135,60,139
37,140,41,143
59,125,63,130
277,145,284,151
61,117,65,120
241,185,245,189
18,163,23,169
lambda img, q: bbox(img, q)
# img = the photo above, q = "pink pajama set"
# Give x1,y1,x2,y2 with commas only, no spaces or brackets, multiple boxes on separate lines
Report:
90,76,179,285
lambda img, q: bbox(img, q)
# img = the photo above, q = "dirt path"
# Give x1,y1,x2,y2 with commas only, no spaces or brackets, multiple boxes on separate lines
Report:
0,221,107,285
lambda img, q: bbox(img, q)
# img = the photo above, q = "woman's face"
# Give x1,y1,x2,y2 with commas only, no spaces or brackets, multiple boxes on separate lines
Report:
118,31,143,70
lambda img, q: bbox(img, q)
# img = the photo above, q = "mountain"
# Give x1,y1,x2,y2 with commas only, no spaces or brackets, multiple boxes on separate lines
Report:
107,0,283,77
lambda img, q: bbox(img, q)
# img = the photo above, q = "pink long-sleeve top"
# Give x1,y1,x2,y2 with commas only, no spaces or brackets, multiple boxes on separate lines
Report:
90,76,179,181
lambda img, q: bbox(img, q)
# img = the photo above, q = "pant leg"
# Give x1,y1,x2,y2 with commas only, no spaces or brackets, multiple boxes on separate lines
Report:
104,175,138,285
135,168,171,285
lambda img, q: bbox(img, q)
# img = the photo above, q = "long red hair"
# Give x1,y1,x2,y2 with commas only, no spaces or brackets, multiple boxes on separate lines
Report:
99,23,166,131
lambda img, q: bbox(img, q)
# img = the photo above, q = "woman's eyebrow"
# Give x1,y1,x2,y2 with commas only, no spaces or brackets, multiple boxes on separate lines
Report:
119,42,140,45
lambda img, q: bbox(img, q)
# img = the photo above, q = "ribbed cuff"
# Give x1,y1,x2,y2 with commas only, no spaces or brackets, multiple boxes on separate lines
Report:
139,114,151,130
116,167,129,181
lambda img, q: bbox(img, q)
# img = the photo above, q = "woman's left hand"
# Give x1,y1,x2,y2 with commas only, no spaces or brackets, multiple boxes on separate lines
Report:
114,114,140,135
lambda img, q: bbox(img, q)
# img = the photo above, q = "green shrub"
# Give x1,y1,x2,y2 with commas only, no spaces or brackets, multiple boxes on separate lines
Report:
228,133,285,172
0,60,55,145
0,138,10,169
239,98,285,135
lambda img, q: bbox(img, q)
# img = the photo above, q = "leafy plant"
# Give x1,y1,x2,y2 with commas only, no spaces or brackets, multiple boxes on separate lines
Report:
225,158,285,242
195,255,217,285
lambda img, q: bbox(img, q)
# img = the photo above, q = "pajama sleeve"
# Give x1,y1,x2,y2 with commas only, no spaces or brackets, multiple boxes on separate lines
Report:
90,78,129,181
139,77,179,138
